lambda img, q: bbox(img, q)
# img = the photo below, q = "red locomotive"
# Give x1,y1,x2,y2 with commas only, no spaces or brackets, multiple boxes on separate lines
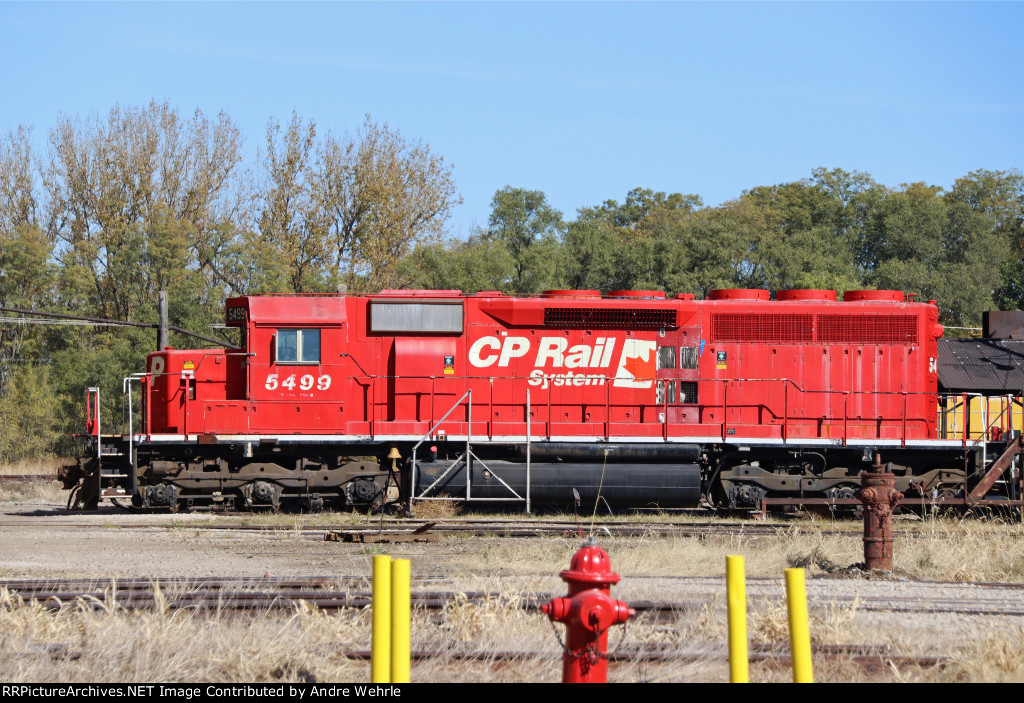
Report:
65,288,1003,512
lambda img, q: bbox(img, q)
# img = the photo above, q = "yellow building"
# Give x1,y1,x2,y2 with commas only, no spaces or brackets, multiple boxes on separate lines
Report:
937,337,1024,441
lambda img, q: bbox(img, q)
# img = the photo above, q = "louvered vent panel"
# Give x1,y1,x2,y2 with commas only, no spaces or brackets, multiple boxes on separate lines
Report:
543,307,677,329
817,315,918,344
711,314,814,343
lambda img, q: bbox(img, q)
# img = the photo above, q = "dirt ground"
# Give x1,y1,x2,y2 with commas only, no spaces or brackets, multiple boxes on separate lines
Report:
4,493,1024,682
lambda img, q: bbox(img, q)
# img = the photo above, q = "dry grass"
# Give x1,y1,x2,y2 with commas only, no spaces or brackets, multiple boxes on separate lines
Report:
217,511,1024,585
6,492,1024,681
896,516,1024,582
950,625,1024,682
558,517,1024,583
0,456,64,476
409,499,463,519
0,588,371,682
0,482,65,504
3,582,1022,683
0,457,64,503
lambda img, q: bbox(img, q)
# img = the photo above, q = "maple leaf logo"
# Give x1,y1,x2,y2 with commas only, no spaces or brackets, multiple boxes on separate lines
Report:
621,351,655,381
613,340,657,388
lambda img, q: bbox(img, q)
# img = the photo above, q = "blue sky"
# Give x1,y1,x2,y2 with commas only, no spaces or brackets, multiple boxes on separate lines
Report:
2,1,1022,235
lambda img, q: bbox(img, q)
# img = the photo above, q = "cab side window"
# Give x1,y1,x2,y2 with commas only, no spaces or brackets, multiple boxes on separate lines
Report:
277,329,320,364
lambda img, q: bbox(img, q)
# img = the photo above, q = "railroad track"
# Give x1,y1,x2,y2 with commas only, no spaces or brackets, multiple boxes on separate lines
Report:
318,519,881,539
4,575,1024,619
340,644,948,672
0,575,961,675
2,517,884,539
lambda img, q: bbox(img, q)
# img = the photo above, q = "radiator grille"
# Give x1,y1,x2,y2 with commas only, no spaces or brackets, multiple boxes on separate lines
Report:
544,307,676,329
817,315,918,344
711,314,814,343
710,313,919,344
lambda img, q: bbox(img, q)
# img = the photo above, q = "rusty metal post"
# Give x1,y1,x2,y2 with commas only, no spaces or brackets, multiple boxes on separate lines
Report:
855,454,903,571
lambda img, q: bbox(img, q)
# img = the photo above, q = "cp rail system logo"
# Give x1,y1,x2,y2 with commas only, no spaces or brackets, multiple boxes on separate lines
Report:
467,336,657,390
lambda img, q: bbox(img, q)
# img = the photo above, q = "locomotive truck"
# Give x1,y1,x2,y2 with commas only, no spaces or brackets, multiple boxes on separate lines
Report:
60,288,1023,513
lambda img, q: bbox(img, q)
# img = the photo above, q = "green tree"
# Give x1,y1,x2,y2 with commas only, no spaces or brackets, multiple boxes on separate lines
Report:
945,169,1024,312
724,178,862,294
42,101,243,319
998,224,1024,310
483,187,565,295
561,217,621,291
0,125,37,232
396,235,514,293
315,116,461,293
255,113,329,293
586,187,702,230
0,364,60,460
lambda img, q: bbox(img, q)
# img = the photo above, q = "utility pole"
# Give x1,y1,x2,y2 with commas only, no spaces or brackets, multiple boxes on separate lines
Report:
157,291,169,351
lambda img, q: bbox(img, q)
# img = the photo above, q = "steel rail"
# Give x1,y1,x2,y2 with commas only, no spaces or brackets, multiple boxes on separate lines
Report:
338,646,949,671
0,475,58,483
0,519,881,538
7,579,1024,620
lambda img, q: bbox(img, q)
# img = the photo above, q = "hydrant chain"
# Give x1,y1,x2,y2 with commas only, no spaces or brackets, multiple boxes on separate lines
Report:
548,616,612,662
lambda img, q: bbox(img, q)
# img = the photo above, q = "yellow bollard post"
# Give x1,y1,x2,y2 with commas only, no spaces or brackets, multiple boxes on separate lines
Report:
391,558,411,684
726,555,749,683
784,567,814,683
371,554,392,683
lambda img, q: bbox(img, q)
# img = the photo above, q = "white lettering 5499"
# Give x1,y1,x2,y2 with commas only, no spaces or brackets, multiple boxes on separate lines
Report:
265,374,332,392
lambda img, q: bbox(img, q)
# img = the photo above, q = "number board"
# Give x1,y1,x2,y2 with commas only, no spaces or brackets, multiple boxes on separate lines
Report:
226,306,247,322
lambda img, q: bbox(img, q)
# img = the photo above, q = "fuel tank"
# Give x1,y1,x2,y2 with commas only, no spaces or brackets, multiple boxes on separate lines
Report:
413,459,701,508
513,442,701,463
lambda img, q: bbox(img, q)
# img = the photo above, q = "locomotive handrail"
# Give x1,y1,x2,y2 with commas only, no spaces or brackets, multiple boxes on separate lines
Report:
85,386,100,446
154,366,949,448
937,392,987,448
410,389,529,509
323,370,948,396
85,386,101,504
339,353,372,378
955,392,999,470
122,373,148,499
123,373,148,463
411,390,473,504
348,372,943,447
969,390,1024,443
411,390,472,453
181,366,194,440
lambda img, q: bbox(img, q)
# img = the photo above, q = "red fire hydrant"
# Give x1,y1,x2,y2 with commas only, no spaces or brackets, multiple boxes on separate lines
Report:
541,537,635,683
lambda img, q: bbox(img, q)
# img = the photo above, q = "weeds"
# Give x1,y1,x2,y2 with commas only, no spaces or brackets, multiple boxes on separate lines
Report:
410,500,463,519
4,502,1024,681
0,457,63,476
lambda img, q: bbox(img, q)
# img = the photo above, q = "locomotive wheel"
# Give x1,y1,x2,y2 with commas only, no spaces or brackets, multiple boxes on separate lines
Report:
925,487,962,516
827,483,863,516
708,479,729,510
